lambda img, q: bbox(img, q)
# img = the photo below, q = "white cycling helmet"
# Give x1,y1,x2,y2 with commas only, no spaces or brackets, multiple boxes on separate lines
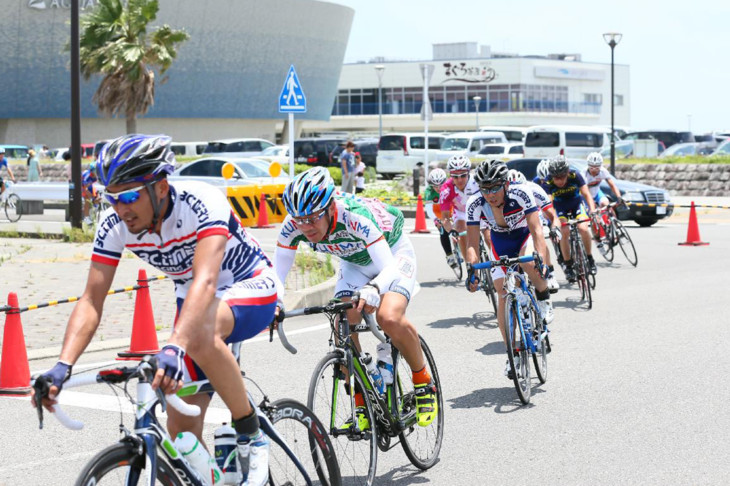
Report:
536,159,550,180
447,154,471,173
507,169,526,184
427,168,448,187
587,152,604,168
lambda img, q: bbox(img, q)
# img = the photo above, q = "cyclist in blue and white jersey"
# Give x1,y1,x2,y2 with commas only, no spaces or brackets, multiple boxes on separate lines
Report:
464,160,554,378
32,134,276,486
543,155,598,281
507,169,561,293
275,168,438,429
582,152,622,209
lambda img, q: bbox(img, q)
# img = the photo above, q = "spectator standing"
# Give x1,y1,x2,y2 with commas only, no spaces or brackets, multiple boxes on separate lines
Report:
340,140,356,193
355,152,366,194
27,149,42,182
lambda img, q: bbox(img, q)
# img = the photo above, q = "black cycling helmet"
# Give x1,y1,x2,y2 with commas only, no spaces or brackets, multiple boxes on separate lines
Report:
474,159,509,186
548,155,569,177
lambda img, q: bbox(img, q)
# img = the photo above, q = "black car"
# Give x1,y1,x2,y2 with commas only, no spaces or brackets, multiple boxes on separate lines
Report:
506,158,674,227
330,138,379,168
293,138,346,166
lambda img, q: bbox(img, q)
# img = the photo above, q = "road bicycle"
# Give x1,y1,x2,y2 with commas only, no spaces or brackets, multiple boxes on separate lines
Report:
33,351,341,486
279,298,443,486
564,218,594,309
477,232,498,316
436,224,464,280
471,254,551,405
591,202,638,267
1,181,22,222
88,196,112,226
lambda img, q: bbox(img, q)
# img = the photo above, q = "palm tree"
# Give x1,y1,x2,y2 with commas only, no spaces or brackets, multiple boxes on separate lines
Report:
78,0,189,133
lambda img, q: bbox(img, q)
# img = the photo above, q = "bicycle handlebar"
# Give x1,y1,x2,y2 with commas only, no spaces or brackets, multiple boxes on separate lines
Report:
471,254,535,270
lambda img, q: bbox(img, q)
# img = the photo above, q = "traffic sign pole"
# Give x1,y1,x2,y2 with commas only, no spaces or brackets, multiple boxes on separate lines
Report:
288,113,295,179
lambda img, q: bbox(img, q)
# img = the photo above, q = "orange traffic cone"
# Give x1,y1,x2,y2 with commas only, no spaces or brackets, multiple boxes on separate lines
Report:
117,269,160,360
255,193,274,229
411,194,430,234
0,293,31,396
678,201,709,246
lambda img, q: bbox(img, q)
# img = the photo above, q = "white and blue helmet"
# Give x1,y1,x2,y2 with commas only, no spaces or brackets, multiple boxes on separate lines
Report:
536,159,550,180
282,167,335,217
587,152,604,167
97,134,175,186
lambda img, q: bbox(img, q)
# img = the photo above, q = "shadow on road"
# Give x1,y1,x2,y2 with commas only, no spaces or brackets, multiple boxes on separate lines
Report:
419,277,466,289
475,341,505,356
371,463,434,485
428,311,496,330
448,383,546,414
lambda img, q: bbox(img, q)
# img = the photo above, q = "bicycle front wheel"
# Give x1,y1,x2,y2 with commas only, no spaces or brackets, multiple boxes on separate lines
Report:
75,442,180,485
505,296,531,404
530,303,548,384
479,243,498,316
450,238,463,280
395,336,444,470
615,220,638,266
267,398,341,486
308,352,377,486
5,194,22,222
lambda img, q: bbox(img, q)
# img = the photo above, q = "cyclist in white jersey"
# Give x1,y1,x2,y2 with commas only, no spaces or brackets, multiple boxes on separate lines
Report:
582,152,622,208
275,168,438,428
439,155,482,269
32,135,276,486
507,169,561,292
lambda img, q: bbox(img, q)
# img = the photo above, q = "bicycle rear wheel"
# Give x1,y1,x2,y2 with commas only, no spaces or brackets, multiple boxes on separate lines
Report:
615,220,638,267
505,296,531,404
75,442,180,485
395,336,444,470
267,398,341,486
450,237,463,280
5,194,22,222
308,352,377,486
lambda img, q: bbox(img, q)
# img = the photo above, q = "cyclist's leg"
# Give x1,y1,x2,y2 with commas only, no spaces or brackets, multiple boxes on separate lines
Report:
576,206,593,258
438,225,451,257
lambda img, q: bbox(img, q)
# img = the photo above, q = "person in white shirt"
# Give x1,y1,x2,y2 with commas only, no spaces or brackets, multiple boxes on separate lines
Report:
354,152,366,194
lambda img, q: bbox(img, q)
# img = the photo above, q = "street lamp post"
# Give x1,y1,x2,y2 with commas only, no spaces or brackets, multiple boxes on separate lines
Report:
603,32,622,176
375,65,385,140
473,96,482,130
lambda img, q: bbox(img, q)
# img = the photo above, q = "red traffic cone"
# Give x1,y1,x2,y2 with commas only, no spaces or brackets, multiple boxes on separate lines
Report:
411,194,430,234
678,201,709,246
0,293,31,396
117,269,161,360
255,193,274,229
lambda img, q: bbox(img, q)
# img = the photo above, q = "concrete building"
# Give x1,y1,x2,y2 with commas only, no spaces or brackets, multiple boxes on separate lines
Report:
0,0,353,147
303,42,630,135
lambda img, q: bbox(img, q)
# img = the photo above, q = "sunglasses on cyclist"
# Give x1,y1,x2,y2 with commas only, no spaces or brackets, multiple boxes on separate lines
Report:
480,184,504,195
104,183,150,205
292,208,328,225
451,173,469,179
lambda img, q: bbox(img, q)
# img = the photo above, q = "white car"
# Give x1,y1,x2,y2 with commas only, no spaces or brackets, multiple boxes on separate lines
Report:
202,138,275,158
376,132,445,176
474,143,524,162
435,131,507,161
252,145,290,166
169,157,290,188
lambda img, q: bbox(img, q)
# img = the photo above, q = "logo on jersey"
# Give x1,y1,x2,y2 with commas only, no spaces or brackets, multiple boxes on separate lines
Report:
179,190,210,223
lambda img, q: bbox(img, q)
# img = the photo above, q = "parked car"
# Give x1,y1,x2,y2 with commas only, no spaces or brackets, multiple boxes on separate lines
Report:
711,138,730,156
623,130,694,149
376,132,446,176
253,145,290,166
171,141,208,157
93,139,112,159
507,158,673,227
0,145,30,160
474,142,524,162
330,138,379,168
293,137,347,166
478,126,526,142
658,142,715,158
169,157,290,187
523,125,609,159
599,140,636,159
436,131,507,160
203,138,274,158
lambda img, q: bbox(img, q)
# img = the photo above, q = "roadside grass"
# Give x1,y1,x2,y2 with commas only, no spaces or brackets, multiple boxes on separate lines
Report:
62,226,95,243
295,247,335,287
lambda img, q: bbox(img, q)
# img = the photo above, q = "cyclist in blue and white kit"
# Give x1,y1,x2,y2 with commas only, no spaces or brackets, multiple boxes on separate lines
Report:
464,160,554,378
33,134,276,486
582,152,622,209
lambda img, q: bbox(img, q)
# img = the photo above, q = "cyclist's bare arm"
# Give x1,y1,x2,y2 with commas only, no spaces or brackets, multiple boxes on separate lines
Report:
607,179,622,202
465,224,481,266
526,211,548,260
580,185,597,214
5,164,15,182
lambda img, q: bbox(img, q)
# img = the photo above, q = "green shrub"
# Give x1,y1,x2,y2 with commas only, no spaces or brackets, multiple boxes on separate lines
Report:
295,248,335,286
293,164,343,185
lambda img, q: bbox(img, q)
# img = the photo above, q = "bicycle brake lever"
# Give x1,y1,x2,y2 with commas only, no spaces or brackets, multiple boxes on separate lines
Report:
32,375,50,430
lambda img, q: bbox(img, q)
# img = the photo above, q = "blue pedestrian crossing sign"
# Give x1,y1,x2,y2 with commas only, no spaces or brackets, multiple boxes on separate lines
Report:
279,65,307,113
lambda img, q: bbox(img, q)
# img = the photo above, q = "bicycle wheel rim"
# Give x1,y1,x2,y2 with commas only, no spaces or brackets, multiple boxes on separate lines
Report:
397,337,444,470
268,399,342,486
308,353,377,486
451,240,463,280
505,296,530,404
484,272,498,316
74,442,179,486
5,194,21,222
615,221,638,266
530,304,548,384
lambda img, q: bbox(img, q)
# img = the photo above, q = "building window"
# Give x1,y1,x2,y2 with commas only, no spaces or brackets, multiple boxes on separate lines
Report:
583,93,602,105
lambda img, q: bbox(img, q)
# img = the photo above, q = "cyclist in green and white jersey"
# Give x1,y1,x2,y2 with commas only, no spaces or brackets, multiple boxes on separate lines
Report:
274,167,438,428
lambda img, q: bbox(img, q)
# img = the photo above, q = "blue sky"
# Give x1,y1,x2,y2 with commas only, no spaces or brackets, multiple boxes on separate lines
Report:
333,0,729,134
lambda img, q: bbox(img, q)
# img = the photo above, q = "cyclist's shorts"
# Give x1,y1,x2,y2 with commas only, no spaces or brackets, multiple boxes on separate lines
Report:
82,185,97,199
334,235,418,302
592,189,609,206
489,228,532,280
556,201,588,223
177,266,277,385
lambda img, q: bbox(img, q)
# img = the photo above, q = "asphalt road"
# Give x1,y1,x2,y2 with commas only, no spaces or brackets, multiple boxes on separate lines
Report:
1,220,729,485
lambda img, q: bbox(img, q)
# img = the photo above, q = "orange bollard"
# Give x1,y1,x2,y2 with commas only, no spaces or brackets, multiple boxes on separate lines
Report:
0,293,32,396
678,201,709,246
255,193,274,229
117,269,161,360
411,194,430,234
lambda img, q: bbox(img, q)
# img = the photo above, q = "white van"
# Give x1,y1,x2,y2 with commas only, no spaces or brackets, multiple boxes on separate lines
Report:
523,125,609,159
376,132,446,176
478,126,526,142
435,131,507,161
171,141,208,157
